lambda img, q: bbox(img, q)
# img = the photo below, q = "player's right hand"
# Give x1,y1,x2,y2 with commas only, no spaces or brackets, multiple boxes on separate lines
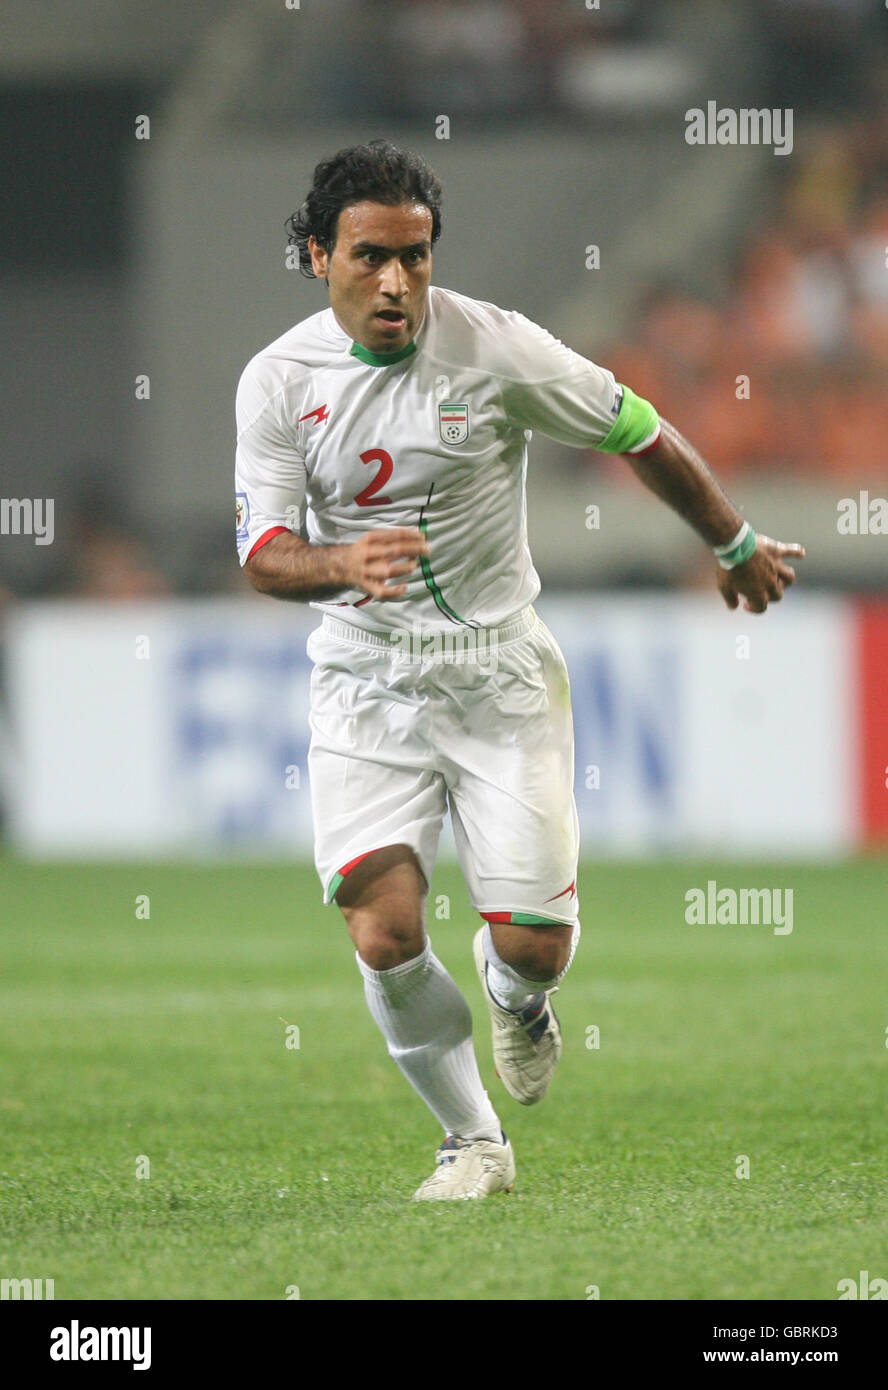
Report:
717,534,806,614
340,527,430,600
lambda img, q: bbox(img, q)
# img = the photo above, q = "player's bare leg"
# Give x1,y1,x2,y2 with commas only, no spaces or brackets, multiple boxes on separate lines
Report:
337,845,514,1199
336,844,426,969
473,919,577,1105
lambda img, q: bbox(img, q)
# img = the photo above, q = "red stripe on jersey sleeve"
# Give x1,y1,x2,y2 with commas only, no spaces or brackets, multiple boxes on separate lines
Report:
246,526,289,561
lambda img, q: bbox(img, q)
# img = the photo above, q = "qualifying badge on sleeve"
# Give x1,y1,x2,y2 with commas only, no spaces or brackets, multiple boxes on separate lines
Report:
235,492,250,541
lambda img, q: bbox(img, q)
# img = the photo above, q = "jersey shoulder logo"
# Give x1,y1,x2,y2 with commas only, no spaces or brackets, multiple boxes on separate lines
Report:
299,403,330,426
235,492,250,540
438,402,469,446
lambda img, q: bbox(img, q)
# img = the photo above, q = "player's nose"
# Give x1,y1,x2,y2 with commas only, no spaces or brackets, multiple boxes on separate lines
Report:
379,260,408,298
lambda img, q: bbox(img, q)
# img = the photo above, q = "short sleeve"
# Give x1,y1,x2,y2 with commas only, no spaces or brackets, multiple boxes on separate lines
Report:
499,311,660,453
235,362,307,565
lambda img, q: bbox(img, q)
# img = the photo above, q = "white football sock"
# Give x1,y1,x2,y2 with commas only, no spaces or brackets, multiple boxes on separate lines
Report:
481,922,580,1012
358,940,502,1143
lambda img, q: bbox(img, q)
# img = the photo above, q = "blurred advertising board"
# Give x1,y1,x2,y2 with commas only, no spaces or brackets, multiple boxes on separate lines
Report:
5,593,873,858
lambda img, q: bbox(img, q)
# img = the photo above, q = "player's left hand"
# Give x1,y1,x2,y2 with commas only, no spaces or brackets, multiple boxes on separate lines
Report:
717,535,806,614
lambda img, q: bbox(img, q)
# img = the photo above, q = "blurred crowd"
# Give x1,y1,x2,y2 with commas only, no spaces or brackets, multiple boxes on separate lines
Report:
599,111,888,480
236,0,887,128
366,0,656,124
233,0,687,131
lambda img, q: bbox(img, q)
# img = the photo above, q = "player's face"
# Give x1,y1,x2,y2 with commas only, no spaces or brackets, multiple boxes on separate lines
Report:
309,201,433,354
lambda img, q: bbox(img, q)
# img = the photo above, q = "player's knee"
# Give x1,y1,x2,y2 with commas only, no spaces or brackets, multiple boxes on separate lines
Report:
491,921,575,981
528,935,572,980
344,909,425,971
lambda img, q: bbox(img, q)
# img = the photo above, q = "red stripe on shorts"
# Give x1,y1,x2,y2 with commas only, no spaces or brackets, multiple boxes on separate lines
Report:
337,850,380,879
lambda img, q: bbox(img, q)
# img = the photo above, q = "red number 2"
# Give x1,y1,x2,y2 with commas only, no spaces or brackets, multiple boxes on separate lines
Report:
354,448,394,506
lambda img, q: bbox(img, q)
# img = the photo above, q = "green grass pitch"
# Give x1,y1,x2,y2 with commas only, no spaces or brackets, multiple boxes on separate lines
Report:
0,855,885,1301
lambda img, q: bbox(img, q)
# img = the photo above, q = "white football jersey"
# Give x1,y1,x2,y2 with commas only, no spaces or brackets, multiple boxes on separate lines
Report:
235,285,660,633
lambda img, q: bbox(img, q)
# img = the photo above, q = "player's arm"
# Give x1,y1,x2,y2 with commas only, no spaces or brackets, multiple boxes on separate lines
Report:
244,528,430,602
495,311,805,615
624,417,805,615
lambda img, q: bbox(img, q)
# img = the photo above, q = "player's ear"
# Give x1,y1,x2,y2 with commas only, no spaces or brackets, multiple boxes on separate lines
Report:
307,234,329,280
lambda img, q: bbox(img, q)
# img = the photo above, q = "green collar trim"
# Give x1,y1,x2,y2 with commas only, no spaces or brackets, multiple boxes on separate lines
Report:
349,339,417,367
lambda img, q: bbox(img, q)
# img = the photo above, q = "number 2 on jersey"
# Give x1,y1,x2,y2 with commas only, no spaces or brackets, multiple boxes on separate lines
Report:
354,448,393,506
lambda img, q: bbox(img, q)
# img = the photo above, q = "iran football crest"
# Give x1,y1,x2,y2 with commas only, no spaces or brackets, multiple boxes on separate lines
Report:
438,402,469,445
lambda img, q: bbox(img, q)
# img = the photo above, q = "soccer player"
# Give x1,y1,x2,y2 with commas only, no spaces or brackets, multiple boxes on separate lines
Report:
235,139,804,1200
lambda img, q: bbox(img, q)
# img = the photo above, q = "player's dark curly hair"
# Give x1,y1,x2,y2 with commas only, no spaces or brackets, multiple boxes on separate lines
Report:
286,139,443,278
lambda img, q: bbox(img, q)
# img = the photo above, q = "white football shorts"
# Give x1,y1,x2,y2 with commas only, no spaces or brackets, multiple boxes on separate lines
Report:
306,606,580,927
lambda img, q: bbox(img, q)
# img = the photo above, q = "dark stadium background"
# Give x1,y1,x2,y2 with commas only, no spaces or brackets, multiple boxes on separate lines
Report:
1,0,886,1316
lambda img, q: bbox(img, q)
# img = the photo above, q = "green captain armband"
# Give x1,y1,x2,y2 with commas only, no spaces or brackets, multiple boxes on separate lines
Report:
596,384,660,454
